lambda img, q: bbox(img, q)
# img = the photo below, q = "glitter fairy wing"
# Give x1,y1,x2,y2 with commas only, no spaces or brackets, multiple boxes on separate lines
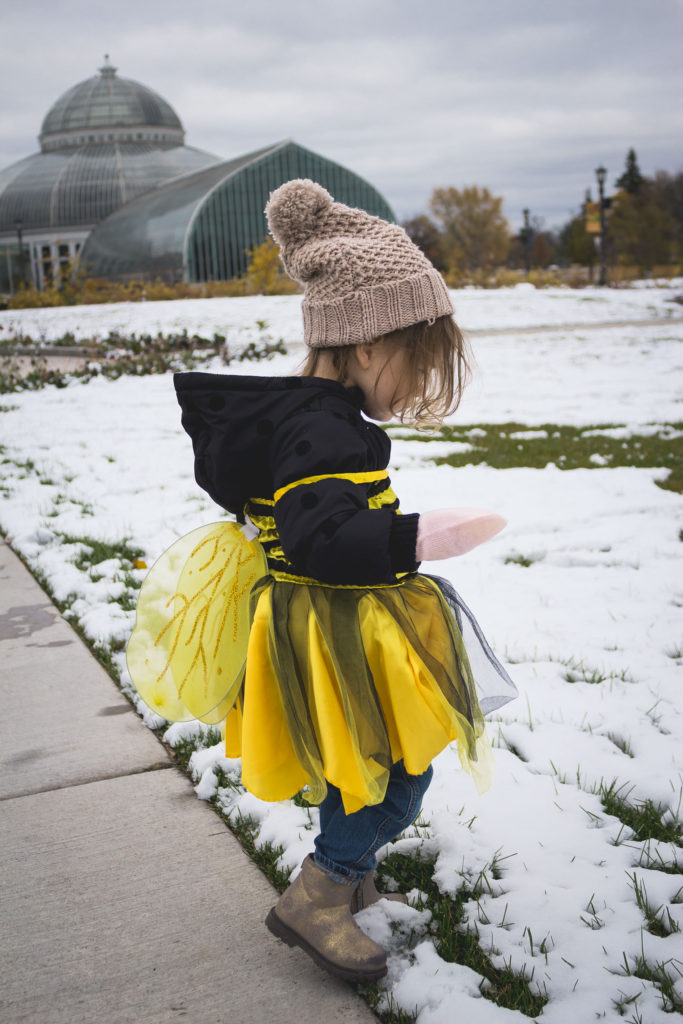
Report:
126,522,267,724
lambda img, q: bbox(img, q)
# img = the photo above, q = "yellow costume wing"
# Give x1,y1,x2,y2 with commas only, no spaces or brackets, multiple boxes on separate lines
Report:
126,521,267,724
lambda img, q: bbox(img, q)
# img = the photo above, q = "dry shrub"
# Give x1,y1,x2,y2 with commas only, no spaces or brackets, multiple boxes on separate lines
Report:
565,265,592,288
651,265,682,280
609,266,641,285
443,266,566,289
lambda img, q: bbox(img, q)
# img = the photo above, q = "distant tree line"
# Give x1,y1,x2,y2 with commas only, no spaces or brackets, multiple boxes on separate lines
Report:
403,150,683,284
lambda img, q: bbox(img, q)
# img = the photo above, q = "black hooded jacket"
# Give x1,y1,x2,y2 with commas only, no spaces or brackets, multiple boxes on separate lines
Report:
173,372,420,586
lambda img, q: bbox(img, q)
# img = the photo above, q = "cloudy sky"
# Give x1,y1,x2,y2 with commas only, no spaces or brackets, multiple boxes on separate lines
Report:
2,0,681,230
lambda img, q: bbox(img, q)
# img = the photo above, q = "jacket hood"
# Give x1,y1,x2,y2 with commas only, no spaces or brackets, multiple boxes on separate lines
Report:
173,372,367,514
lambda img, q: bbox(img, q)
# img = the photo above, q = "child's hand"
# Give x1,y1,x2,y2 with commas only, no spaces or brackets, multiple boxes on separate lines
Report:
416,509,507,561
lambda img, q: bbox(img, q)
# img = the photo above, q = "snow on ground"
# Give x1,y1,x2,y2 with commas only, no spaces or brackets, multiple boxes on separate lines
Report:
1,288,682,1023
447,319,683,427
1,280,682,344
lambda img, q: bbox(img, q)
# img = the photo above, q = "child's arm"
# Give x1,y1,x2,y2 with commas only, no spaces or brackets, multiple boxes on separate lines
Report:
270,408,419,585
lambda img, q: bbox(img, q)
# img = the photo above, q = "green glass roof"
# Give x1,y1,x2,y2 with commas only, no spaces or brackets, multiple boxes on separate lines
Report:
80,140,396,282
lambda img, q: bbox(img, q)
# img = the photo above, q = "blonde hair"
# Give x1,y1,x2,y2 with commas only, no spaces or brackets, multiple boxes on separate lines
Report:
301,315,470,426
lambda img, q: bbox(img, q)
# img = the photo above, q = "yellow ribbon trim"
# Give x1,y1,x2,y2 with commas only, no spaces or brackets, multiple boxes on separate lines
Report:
270,568,411,588
273,470,388,504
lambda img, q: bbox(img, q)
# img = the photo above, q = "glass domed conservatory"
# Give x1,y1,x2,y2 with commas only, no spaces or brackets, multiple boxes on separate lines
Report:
0,60,394,291
0,58,222,290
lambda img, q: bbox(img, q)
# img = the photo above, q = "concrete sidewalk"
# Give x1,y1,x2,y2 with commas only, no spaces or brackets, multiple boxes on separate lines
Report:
0,537,377,1024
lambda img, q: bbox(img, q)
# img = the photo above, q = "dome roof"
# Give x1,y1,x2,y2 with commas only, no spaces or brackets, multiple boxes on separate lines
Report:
0,60,222,233
40,57,185,152
0,143,221,233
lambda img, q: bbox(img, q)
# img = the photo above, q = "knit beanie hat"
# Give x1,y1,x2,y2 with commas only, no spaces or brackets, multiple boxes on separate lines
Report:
265,179,454,347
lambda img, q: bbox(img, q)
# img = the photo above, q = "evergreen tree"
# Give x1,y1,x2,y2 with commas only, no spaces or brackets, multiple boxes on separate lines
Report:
616,149,645,195
609,190,670,270
650,171,683,263
559,214,596,273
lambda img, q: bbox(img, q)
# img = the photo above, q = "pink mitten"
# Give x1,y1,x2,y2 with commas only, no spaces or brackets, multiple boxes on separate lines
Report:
416,508,507,561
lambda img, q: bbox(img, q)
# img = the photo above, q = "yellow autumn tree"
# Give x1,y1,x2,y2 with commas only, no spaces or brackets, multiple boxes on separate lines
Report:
243,238,300,295
429,186,510,275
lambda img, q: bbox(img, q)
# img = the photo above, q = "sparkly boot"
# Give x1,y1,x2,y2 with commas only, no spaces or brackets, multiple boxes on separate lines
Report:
265,855,387,982
351,870,409,913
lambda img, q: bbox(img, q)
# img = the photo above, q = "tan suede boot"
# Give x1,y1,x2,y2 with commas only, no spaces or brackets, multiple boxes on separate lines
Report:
265,855,387,982
350,871,409,913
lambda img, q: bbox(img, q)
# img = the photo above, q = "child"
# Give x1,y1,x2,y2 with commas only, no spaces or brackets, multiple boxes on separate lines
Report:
127,179,517,984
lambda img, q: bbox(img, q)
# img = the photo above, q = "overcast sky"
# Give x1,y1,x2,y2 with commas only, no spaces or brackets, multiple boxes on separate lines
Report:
2,0,681,230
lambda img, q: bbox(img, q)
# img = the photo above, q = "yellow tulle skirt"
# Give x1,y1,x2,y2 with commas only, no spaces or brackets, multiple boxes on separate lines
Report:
127,523,515,814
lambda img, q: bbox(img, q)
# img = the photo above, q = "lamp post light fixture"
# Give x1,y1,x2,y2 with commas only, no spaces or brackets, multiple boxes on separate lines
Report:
595,166,608,286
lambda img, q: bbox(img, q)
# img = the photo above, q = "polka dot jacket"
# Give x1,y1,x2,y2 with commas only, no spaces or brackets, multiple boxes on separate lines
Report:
173,372,420,586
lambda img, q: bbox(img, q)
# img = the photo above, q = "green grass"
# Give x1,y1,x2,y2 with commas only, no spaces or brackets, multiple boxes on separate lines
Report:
607,732,635,758
376,850,547,1018
628,873,681,937
580,894,606,931
222,812,291,890
630,846,681,875
1,454,36,474
388,421,683,493
597,780,683,846
56,532,145,570
555,655,634,686
504,552,545,567
547,760,683,870
499,737,532,761
168,727,223,772
615,948,683,1014
361,987,418,1024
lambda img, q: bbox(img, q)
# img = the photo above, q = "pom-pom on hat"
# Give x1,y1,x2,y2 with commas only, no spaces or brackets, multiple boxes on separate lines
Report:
265,179,454,347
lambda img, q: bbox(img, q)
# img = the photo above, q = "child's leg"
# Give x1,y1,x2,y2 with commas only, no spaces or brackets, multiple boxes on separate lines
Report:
265,761,431,981
265,853,387,982
314,759,433,881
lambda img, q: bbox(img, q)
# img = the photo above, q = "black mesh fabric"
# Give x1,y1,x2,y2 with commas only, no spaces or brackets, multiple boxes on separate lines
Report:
229,572,517,809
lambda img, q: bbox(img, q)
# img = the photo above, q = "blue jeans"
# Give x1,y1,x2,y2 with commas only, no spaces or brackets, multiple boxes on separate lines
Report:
313,760,433,883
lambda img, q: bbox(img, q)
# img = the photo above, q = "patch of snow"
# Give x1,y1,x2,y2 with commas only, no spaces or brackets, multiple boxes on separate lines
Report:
1,289,682,1023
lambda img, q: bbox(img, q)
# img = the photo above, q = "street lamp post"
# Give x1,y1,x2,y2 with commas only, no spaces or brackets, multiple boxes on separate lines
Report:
595,166,607,286
15,219,26,289
522,208,531,274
